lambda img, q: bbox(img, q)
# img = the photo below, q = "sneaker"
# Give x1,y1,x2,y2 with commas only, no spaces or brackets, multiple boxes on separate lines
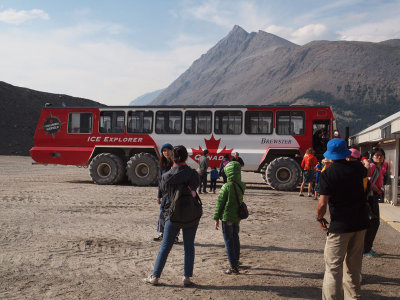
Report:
203,191,208,194
223,267,239,275
174,236,179,244
299,193,304,197
198,191,202,194
144,275,159,285
153,233,163,241
213,190,216,194
182,277,194,287
308,194,312,197
363,250,378,257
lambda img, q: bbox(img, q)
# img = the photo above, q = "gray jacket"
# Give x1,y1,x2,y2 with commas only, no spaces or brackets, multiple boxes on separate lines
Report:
198,155,209,172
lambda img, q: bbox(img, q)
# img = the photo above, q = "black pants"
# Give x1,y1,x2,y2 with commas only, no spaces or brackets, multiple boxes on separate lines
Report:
364,193,381,253
210,179,217,191
199,173,207,192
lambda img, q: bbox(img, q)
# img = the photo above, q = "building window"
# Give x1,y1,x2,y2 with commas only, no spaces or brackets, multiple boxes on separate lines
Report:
276,111,305,135
68,113,93,134
245,111,273,134
155,111,182,134
127,111,153,133
99,111,125,133
185,111,212,134
214,111,242,134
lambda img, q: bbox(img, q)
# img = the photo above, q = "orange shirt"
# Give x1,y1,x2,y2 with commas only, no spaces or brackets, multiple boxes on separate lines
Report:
301,154,318,171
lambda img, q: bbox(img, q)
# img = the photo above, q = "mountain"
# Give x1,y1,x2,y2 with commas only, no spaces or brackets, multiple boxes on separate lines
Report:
129,88,165,106
152,25,400,134
0,81,104,155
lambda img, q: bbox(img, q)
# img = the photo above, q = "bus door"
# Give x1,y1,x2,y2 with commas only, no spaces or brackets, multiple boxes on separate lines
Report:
312,120,330,156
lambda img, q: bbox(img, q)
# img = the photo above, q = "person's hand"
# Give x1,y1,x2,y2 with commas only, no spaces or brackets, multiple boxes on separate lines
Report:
214,220,219,230
157,198,161,205
317,217,329,231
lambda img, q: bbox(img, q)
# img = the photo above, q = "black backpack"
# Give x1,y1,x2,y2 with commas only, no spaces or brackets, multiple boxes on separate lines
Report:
168,184,203,228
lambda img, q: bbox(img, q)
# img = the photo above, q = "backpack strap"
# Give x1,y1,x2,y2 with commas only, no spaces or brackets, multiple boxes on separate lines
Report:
231,181,243,207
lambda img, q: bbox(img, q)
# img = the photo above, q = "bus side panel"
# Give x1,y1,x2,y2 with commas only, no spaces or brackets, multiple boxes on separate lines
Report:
30,146,94,166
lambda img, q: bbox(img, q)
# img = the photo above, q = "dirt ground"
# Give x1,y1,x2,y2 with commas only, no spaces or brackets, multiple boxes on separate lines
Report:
1,156,399,300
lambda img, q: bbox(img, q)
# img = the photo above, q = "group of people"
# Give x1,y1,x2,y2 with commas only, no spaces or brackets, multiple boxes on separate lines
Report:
148,139,388,297
197,151,245,194
315,138,387,299
146,144,246,286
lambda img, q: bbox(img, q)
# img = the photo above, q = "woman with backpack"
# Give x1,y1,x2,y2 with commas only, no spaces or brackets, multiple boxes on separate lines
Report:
145,145,200,286
213,161,246,274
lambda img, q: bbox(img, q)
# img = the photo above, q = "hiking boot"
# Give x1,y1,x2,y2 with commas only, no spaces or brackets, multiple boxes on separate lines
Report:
223,267,239,275
144,275,159,285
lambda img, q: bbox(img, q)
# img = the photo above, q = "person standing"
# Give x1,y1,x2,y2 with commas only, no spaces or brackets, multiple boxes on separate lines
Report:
299,148,318,197
198,149,209,194
363,147,387,257
209,167,219,193
313,161,323,200
219,154,230,183
317,138,369,300
231,152,244,167
213,161,246,274
154,143,173,241
145,145,200,286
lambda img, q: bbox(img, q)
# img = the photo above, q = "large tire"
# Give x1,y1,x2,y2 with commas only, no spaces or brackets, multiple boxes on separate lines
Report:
126,153,158,186
89,153,125,185
266,157,301,191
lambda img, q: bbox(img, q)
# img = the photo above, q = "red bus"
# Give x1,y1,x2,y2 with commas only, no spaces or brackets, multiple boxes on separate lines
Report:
30,105,339,190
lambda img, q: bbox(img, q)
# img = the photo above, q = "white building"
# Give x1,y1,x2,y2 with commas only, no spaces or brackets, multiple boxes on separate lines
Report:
349,111,400,206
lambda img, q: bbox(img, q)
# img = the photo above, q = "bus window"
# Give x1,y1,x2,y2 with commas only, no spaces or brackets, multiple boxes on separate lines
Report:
155,111,182,134
127,111,153,133
68,112,93,134
99,111,125,134
276,111,305,135
245,111,273,134
185,111,212,134
214,111,242,135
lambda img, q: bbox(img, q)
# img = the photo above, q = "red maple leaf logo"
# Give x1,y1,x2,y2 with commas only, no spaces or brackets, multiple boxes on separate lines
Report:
190,135,234,168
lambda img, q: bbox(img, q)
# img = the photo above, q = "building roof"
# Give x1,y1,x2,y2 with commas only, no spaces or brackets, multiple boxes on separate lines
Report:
350,110,400,145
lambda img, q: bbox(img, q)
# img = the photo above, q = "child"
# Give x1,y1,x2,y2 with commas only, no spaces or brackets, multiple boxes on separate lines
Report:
210,166,219,193
321,158,333,173
299,148,318,197
314,161,323,200
213,161,246,274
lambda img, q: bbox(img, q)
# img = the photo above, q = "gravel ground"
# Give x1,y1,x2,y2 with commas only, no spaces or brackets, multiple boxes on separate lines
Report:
0,156,399,299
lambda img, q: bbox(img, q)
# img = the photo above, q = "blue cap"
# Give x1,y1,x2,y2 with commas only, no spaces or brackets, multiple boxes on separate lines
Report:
323,138,351,160
160,143,173,152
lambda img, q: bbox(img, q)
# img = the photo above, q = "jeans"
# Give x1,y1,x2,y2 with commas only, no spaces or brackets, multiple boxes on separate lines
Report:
222,221,240,268
322,230,366,300
153,220,198,278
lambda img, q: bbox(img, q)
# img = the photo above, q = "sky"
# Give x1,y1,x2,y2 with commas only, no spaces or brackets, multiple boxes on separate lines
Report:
0,0,399,106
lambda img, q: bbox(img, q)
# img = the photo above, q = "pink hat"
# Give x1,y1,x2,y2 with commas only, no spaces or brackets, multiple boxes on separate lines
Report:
349,148,360,159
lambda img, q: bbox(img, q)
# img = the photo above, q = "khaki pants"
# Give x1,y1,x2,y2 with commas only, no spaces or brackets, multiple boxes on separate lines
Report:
322,230,366,300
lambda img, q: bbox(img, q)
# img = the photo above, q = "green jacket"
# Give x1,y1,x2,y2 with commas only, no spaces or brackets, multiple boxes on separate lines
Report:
213,161,246,223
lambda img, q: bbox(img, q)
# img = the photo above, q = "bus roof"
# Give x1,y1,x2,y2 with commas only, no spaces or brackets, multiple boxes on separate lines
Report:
42,104,333,109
